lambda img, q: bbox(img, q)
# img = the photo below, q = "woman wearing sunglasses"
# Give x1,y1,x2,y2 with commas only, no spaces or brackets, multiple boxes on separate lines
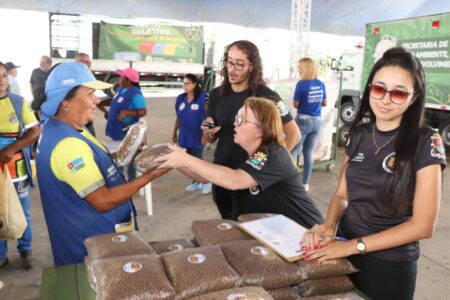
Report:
156,97,324,229
301,47,446,299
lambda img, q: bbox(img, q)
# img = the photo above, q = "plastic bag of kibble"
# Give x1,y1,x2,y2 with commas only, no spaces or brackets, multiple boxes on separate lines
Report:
295,276,354,297
161,245,242,299
237,213,277,223
266,286,299,300
221,240,304,289
149,238,198,255
91,254,176,300
84,255,97,291
297,258,357,280
298,290,365,300
133,143,172,174
116,119,147,166
84,231,156,260
191,219,253,246
190,286,274,300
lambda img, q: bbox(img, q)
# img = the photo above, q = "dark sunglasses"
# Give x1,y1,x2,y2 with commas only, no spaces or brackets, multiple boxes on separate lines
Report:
369,84,413,105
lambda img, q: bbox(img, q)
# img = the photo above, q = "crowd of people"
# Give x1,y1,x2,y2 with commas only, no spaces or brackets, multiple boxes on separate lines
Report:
0,41,446,299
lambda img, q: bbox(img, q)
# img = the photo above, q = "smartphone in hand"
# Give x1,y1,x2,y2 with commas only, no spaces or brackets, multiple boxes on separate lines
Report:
202,121,216,129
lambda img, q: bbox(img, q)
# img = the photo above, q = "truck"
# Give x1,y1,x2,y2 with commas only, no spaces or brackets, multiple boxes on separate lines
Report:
334,13,450,149
49,13,210,96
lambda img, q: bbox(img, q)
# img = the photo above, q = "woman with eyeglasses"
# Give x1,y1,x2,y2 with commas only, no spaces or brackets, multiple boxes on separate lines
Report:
290,57,327,191
172,73,212,194
301,47,446,300
156,97,323,228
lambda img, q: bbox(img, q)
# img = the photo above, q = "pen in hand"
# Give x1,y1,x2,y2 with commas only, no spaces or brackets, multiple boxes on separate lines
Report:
319,235,348,241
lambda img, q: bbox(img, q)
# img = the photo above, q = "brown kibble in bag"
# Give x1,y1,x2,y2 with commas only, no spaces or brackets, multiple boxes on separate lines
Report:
190,286,274,300
116,120,147,166
149,238,198,255
91,255,176,300
161,245,241,299
297,290,365,300
221,240,304,289
296,276,354,297
237,213,277,223
267,286,298,300
134,144,172,174
297,258,357,280
84,231,156,260
191,219,253,246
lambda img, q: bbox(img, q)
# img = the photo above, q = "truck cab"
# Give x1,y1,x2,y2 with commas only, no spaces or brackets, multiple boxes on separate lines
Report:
331,50,364,125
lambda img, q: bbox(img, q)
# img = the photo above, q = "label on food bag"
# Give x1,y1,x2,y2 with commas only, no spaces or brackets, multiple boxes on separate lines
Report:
168,243,185,251
188,254,206,264
123,261,142,273
227,293,247,300
111,234,128,243
251,246,268,256
217,223,233,230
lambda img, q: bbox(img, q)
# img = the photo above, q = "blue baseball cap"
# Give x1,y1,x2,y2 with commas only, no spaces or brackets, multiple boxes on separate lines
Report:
42,62,112,119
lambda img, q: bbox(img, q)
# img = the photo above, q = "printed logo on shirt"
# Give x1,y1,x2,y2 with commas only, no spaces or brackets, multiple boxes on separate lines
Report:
246,151,267,170
107,165,118,178
276,100,289,117
8,112,19,124
117,97,124,103
430,133,446,160
67,157,85,173
382,152,396,174
179,102,186,111
191,103,199,110
351,152,365,162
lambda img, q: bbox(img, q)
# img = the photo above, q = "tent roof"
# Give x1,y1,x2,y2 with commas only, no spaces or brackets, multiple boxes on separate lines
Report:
1,0,449,35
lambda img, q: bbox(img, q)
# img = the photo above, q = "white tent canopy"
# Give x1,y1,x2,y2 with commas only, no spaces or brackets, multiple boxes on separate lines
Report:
1,0,449,35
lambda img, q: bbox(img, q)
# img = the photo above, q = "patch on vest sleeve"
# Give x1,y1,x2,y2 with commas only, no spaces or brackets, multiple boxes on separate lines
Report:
67,157,86,173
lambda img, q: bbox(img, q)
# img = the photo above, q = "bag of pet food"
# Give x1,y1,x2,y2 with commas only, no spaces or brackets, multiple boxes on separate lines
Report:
161,245,241,299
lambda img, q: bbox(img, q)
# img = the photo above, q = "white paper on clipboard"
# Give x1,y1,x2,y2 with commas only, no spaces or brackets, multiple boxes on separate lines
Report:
237,214,307,262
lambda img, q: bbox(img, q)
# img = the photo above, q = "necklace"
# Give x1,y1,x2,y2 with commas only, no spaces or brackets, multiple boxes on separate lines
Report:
372,124,398,155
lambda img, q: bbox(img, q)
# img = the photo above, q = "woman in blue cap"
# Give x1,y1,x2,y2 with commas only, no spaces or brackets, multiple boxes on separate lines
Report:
36,62,167,266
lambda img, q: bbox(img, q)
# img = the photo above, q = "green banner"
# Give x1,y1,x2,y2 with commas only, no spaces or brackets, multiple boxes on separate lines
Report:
99,22,204,64
363,14,450,106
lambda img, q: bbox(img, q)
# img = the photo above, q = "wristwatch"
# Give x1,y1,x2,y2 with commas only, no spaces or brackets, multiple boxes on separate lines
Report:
356,238,366,255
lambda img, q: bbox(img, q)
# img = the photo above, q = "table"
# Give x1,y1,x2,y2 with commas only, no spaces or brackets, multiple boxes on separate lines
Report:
40,263,95,300
40,263,368,300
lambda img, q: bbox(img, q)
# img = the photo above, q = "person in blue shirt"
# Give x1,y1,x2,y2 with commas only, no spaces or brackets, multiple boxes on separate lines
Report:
172,74,211,194
290,58,327,191
105,67,147,180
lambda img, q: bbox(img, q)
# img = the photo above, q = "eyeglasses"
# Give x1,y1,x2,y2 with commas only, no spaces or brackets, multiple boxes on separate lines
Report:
369,84,413,105
225,59,248,71
234,114,260,127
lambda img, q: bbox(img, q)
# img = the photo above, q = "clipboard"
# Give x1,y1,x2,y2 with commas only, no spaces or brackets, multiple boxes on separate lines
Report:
237,214,307,262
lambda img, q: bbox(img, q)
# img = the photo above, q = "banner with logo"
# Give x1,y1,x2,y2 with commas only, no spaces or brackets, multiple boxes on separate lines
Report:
363,14,450,107
99,22,204,64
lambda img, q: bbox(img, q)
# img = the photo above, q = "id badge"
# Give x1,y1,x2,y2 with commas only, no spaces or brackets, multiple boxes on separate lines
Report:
115,213,135,233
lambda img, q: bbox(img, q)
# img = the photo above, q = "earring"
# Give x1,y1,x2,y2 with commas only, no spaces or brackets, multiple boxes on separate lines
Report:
64,106,70,112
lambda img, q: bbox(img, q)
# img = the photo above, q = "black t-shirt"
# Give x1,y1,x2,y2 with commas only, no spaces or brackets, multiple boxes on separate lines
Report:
239,143,324,228
208,85,293,169
339,123,446,261
29,68,50,109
